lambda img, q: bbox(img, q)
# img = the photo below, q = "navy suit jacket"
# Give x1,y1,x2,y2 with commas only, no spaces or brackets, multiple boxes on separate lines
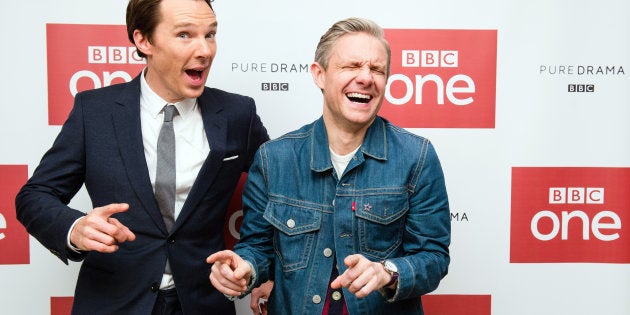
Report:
16,75,269,314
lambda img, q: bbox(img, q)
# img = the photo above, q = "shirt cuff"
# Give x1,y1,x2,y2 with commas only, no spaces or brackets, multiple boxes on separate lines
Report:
225,260,257,301
378,279,400,301
66,217,84,253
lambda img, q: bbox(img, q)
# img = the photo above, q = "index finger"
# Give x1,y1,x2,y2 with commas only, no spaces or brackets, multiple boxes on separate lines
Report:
343,254,362,268
93,203,130,219
108,217,136,242
207,250,236,265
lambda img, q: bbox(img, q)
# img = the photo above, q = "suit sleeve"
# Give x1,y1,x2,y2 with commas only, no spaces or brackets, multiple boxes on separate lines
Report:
243,97,269,170
15,93,90,264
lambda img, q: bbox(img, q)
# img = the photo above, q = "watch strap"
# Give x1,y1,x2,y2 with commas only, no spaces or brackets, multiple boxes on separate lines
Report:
381,260,399,287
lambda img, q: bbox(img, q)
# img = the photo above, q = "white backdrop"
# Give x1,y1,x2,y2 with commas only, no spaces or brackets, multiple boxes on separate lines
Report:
1,0,629,314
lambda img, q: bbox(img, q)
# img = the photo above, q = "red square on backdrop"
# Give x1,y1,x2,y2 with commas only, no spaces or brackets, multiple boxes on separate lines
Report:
51,296,73,315
223,173,247,250
0,165,30,265
46,24,145,125
423,294,491,315
381,29,497,128
511,167,630,263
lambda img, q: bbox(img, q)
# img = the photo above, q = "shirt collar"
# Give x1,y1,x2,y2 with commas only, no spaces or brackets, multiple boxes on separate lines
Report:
140,68,198,119
310,116,387,172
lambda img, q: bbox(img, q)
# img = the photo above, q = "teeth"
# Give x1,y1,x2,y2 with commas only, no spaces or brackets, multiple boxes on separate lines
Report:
346,92,371,100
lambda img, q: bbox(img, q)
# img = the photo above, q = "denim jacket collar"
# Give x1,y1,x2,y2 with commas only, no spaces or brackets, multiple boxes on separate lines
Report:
310,116,388,173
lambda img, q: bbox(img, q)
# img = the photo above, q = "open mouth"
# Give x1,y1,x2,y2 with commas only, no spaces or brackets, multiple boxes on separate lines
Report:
185,69,204,81
346,92,372,104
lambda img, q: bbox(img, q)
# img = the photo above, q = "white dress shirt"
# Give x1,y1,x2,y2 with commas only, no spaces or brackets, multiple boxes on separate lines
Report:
139,71,210,289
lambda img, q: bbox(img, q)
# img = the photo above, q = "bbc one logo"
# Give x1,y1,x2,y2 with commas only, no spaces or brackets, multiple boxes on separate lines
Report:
510,167,630,263
46,24,145,125
381,29,497,128
395,50,469,104
533,188,617,241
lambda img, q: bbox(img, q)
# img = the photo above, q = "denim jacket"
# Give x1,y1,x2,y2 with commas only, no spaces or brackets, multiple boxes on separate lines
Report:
235,116,450,315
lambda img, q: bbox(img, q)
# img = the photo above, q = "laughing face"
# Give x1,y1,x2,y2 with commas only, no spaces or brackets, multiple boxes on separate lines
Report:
134,0,217,103
311,32,389,133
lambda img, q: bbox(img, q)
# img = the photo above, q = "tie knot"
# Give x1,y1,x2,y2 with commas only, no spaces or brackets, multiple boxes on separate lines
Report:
163,105,178,122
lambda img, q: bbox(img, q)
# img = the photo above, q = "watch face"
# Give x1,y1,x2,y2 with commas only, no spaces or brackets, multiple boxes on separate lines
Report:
385,260,398,273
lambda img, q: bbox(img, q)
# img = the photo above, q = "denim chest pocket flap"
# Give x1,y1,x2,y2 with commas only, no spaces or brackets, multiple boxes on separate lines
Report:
263,200,323,235
354,188,409,224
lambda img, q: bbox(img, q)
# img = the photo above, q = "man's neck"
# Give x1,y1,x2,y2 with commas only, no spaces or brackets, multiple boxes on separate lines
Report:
322,111,376,155
324,123,366,156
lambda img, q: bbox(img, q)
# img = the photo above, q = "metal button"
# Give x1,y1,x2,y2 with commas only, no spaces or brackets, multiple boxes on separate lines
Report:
332,291,342,301
312,295,322,304
332,199,335,206
287,219,296,229
323,248,333,257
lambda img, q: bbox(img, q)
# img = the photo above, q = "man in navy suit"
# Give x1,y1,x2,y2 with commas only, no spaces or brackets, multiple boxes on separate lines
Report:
15,0,269,314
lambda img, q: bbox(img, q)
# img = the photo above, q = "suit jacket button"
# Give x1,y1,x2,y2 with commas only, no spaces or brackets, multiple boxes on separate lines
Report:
168,238,175,244
150,282,159,292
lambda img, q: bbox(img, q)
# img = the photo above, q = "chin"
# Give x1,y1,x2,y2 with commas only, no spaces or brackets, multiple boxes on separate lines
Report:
186,88,205,99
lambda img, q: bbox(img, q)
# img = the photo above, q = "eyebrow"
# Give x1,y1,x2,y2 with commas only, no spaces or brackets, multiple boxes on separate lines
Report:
173,21,218,29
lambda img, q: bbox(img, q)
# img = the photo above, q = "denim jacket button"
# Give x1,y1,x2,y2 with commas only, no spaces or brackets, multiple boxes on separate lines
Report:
323,248,333,257
312,295,322,304
332,291,342,301
286,219,296,229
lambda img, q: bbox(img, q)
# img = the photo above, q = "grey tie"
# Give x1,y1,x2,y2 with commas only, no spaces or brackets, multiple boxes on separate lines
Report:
156,105,178,275
156,104,178,232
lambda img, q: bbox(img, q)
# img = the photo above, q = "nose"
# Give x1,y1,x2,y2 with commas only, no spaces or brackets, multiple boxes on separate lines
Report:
355,66,373,85
195,37,215,59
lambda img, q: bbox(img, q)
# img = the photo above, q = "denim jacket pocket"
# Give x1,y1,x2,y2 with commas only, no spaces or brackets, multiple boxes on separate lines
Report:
354,188,409,260
264,198,322,272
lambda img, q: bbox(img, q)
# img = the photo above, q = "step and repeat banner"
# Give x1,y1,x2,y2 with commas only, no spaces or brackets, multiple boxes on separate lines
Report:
1,0,628,314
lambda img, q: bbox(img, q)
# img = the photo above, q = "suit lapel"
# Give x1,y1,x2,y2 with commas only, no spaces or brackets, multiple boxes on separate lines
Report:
173,89,227,230
112,76,168,233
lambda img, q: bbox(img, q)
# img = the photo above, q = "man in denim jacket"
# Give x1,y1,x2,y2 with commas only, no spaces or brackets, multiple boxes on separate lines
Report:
208,17,451,315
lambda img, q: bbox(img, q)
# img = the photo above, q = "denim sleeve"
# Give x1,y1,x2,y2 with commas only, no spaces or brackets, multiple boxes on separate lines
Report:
234,144,274,289
389,140,451,301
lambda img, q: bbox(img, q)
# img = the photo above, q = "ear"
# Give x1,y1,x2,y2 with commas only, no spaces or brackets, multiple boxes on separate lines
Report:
133,29,152,57
310,62,325,90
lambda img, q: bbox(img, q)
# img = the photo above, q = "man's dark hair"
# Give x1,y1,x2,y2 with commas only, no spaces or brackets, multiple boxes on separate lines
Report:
126,0,214,58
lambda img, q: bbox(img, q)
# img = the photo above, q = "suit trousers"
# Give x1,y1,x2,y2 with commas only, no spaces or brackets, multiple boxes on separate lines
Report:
151,288,182,315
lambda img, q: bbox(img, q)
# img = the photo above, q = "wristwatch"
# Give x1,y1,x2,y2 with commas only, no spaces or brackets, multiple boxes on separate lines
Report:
381,259,399,287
